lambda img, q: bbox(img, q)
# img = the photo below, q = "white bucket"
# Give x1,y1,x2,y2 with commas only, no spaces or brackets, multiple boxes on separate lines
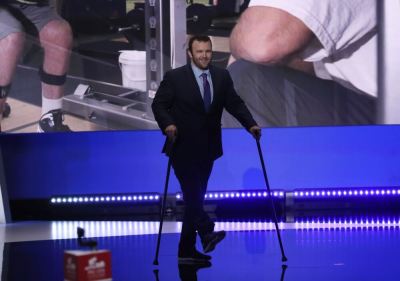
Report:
119,50,146,91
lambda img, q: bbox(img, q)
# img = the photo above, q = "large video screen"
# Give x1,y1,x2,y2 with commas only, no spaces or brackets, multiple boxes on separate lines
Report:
0,0,390,134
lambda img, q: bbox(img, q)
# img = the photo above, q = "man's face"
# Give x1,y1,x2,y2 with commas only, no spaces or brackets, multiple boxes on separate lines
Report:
188,40,212,70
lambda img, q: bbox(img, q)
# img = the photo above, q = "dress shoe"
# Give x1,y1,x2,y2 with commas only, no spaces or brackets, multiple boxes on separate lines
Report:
178,249,212,264
201,230,226,253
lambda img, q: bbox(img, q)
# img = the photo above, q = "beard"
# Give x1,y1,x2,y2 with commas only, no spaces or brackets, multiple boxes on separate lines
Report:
192,57,211,70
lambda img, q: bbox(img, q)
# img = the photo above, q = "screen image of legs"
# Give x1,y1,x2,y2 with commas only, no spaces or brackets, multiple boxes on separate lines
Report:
0,4,72,132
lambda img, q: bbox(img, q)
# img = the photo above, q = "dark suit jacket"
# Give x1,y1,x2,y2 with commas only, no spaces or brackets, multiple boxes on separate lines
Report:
151,63,257,162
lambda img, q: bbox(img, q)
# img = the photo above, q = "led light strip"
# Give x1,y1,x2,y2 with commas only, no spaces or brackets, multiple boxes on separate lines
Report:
50,193,160,204
294,217,400,230
48,219,400,238
295,218,400,224
50,221,162,239
175,190,285,200
293,188,400,198
50,187,400,204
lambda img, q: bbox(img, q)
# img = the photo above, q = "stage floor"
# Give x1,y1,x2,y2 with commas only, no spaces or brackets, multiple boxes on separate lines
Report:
1,219,399,280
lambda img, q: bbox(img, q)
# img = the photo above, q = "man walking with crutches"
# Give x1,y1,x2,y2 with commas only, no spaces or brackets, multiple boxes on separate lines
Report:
152,35,261,264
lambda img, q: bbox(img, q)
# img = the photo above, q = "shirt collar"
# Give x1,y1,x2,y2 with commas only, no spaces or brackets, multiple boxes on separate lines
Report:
191,63,210,78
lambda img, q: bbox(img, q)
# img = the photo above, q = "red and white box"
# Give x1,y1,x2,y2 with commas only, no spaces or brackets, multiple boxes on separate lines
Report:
64,250,112,281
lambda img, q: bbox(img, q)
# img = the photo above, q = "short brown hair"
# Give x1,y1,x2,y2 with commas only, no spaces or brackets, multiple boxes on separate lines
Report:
187,35,212,53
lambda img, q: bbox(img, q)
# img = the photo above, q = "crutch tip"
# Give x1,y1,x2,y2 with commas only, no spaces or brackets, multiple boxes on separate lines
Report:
282,256,288,262
153,260,159,266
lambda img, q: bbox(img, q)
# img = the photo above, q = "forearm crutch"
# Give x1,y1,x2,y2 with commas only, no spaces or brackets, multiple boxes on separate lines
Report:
256,138,288,262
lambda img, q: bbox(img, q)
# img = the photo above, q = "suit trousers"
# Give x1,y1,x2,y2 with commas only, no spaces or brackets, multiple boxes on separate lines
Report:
172,157,215,252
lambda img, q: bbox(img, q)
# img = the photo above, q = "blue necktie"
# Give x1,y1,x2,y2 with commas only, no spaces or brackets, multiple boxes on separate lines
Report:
201,73,211,111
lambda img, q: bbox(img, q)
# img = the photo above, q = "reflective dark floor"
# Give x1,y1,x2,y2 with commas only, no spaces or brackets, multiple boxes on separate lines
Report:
2,221,400,281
